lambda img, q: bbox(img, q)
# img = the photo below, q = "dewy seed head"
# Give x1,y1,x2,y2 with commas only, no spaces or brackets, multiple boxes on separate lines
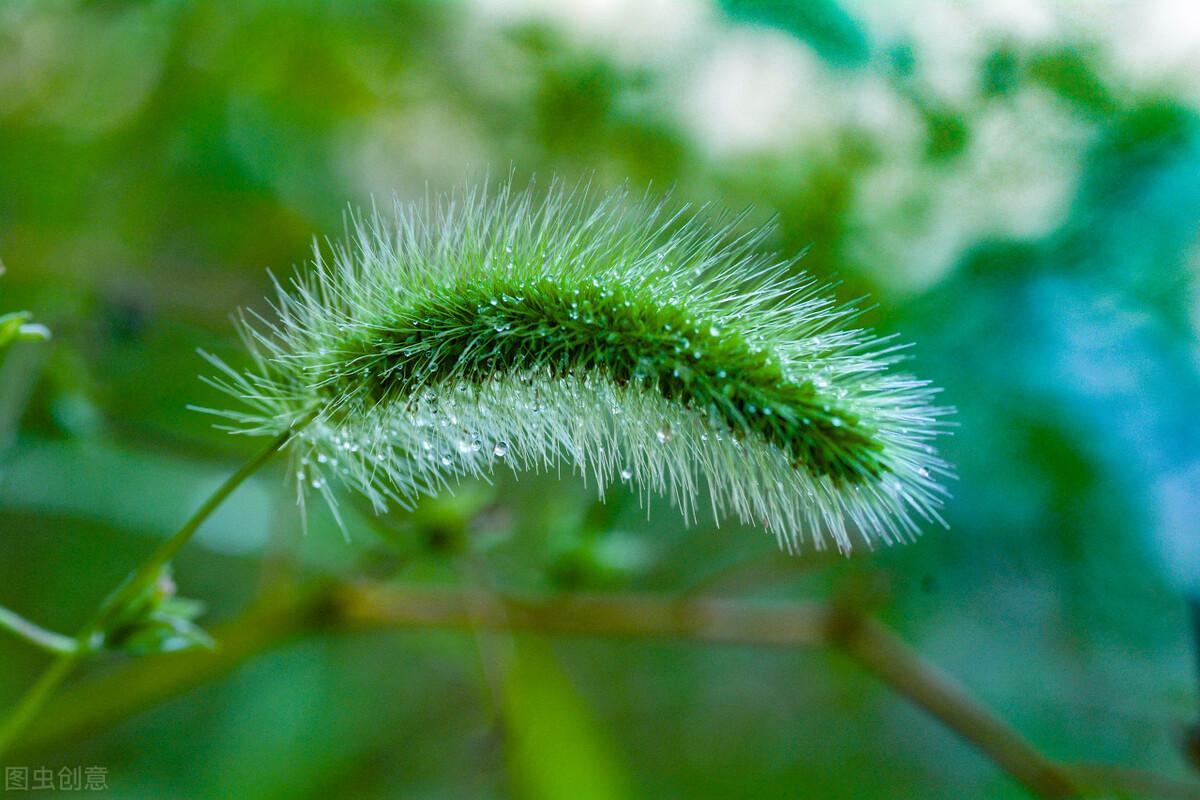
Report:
199,180,954,554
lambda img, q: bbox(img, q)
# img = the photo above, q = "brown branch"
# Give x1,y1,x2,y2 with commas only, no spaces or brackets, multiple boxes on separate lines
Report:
17,582,1200,800
336,584,1077,797
333,581,830,645
825,609,1077,798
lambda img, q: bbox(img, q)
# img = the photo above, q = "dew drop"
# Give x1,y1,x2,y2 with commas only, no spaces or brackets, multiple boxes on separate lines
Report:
620,468,633,480
655,424,673,444
493,441,509,458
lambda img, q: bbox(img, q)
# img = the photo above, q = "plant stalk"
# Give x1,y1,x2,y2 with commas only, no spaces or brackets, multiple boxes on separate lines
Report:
0,607,79,655
0,412,313,757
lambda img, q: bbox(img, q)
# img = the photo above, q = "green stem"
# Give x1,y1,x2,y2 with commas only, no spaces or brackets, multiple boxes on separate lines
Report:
0,411,314,757
0,607,79,655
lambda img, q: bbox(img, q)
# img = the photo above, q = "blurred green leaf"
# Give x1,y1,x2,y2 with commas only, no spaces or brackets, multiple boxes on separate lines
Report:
502,635,631,800
0,311,50,351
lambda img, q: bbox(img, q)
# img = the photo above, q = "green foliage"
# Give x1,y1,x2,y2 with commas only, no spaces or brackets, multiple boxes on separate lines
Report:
0,268,51,353
501,635,631,800
0,311,49,351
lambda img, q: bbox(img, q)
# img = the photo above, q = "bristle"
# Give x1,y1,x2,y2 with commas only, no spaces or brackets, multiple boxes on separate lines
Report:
201,181,953,553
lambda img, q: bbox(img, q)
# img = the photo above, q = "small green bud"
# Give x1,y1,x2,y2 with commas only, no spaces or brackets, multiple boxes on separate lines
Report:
101,566,214,655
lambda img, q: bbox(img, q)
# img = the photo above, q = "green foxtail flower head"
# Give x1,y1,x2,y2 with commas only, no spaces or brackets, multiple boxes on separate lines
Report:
198,182,953,554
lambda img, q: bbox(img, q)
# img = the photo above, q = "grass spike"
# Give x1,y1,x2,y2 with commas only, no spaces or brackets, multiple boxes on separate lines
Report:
203,181,953,554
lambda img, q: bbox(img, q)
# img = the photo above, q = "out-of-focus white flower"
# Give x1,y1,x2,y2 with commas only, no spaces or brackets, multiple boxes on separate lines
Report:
849,88,1086,292
681,28,844,157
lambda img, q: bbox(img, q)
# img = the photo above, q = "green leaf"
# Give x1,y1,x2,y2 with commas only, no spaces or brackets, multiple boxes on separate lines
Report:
108,610,215,655
0,311,32,350
0,311,51,350
501,634,631,800
17,322,51,342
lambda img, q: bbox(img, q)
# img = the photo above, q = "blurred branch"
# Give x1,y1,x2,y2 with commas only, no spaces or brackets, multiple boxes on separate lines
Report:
19,581,1200,799
823,607,1076,798
335,582,829,645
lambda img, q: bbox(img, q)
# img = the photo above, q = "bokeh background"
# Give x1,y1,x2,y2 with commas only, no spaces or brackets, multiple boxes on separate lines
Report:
2,1,1200,797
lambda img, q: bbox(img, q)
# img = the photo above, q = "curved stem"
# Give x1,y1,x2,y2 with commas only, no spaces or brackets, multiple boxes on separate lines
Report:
0,607,78,655
825,610,1078,797
0,411,314,758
